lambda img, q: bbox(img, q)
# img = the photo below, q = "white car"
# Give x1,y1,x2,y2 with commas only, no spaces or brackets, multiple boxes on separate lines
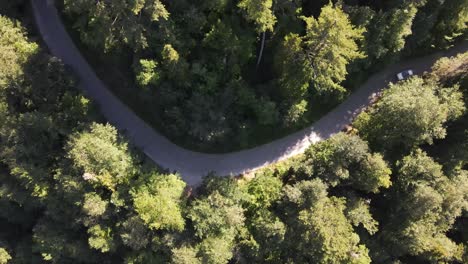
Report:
396,69,414,81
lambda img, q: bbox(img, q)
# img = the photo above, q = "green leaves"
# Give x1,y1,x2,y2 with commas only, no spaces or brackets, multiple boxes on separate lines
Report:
0,16,38,87
67,123,135,190
276,33,310,103
431,0,468,49
188,191,245,239
301,4,365,94
355,77,465,152
345,197,379,235
135,59,160,88
1,2,468,264
275,3,364,126
245,173,282,209
302,133,391,193
82,192,108,217
198,236,234,264
146,0,170,22
120,216,150,250
64,0,169,51
180,184,247,264
281,179,372,264
87,225,115,253
380,150,468,262
131,173,186,232
171,246,201,264
353,153,392,193
238,0,277,33
366,5,417,64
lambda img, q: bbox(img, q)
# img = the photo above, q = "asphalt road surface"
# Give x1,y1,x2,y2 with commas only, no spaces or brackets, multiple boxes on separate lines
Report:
32,0,468,185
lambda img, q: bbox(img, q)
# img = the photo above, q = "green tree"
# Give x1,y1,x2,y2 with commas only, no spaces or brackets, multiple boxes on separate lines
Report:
275,34,310,103
276,3,364,109
120,216,150,250
301,3,364,94
66,123,135,191
246,209,286,261
160,44,190,86
405,0,447,52
364,4,417,65
284,100,308,127
238,0,276,33
188,191,245,239
33,217,98,263
245,173,282,210
186,186,247,264
198,236,234,264
0,16,38,86
202,19,254,67
135,59,160,88
381,150,467,262
254,98,279,126
355,77,465,152
124,251,166,264
131,173,186,232
238,0,276,66
301,133,391,192
427,52,468,171
199,175,249,204
431,0,468,48
353,153,392,193
171,246,201,264
87,224,115,253
429,52,468,87
1,112,59,198
82,192,108,217
345,197,378,235
281,179,371,263
64,0,169,51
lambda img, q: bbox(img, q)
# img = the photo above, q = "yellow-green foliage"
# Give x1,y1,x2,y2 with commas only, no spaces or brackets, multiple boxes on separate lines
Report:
132,173,186,231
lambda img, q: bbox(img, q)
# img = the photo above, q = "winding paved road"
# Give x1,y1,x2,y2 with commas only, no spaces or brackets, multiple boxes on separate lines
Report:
32,0,468,185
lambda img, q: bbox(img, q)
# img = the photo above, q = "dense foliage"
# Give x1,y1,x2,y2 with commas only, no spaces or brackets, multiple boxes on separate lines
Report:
61,0,468,151
0,1,467,264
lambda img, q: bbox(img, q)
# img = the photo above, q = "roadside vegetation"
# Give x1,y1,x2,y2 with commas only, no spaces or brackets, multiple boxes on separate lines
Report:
0,1,467,263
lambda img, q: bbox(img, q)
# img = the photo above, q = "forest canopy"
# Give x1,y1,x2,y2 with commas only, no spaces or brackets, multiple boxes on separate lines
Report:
60,0,468,151
0,1,467,263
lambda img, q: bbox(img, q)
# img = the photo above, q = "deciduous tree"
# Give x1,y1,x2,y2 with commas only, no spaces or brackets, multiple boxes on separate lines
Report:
131,173,186,232
301,133,391,192
66,123,135,191
281,179,371,263
355,77,465,152
380,150,468,262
